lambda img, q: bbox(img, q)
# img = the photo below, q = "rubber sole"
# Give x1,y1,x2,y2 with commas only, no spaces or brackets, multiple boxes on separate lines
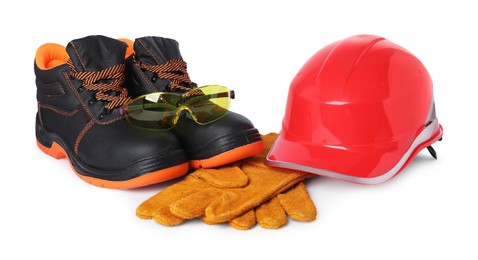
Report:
37,139,189,189
189,141,264,168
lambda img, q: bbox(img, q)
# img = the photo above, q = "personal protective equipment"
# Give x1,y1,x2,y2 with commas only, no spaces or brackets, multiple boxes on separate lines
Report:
35,36,188,189
122,36,263,168
266,34,443,184
136,133,316,228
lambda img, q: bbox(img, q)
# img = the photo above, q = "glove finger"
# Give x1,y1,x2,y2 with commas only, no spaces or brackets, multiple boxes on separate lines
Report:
192,166,248,188
152,206,185,226
256,197,287,229
137,193,173,220
203,166,306,224
229,210,256,230
136,175,207,219
277,182,317,222
170,189,221,220
203,191,241,224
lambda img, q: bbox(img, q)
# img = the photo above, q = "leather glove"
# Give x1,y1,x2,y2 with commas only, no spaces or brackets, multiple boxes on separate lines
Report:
136,133,316,228
228,182,316,230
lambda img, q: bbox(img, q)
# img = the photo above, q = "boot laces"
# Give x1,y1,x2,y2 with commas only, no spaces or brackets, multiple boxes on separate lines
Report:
138,59,198,92
67,59,132,110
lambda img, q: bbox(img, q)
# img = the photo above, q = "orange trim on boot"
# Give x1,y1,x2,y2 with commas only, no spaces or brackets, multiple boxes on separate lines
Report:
189,141,264,169
118,38,134,58
37,139,67,159
36,140,189,189
76,163,189,189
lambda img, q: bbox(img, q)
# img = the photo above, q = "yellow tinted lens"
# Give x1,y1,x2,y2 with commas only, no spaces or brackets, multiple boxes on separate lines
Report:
125,93,179,130
184,85,231,124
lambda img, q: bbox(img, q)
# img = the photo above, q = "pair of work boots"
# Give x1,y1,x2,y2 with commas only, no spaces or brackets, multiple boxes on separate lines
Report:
35,35,263,189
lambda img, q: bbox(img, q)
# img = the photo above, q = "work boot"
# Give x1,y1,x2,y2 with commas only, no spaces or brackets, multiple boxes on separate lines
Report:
35,35,189,189
123,37,263,168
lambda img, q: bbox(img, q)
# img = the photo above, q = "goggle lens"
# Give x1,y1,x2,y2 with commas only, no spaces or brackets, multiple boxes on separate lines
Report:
125,85,233,130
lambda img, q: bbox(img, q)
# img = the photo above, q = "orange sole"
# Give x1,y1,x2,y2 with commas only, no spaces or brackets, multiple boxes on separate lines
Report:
189,141,264,169
36,140,189,189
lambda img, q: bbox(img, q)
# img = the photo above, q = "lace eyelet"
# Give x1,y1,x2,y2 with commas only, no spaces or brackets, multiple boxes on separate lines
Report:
151,75,158,83
78,86,85,93
88,97,96,106
99,108,110,119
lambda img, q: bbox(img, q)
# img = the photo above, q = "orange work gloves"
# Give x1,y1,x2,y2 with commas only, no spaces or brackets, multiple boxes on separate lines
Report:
136,133,317,229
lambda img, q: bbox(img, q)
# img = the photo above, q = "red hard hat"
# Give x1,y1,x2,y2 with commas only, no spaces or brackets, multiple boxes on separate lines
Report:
265,34,443,184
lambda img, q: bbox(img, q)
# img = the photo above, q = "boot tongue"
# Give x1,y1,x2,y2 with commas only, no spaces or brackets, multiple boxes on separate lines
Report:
66,35,127,72
134,36,182,65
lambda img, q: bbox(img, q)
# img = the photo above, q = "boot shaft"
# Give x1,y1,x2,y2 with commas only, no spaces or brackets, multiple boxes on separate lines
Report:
35,35,131,123
124,36,197,98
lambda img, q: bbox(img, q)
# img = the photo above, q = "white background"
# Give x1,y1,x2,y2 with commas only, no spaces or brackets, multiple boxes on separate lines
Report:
1,0,477,259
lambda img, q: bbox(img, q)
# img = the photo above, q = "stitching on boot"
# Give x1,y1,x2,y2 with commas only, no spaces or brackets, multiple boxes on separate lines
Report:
74,120,94,155
70,42,87,71
37,79,65,97
38,103,79,116
37,102,44,125
137,39,161,64
63,72,123,125
134,62,157,92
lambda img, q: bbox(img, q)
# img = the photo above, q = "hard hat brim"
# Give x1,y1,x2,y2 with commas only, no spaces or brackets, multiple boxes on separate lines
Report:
265,120,443,185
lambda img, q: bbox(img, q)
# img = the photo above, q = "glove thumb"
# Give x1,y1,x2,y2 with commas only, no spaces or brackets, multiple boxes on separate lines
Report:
192,165,248,188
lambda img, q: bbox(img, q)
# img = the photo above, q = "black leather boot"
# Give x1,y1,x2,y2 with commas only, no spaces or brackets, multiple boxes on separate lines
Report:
35,35,189,189
123,36,263,168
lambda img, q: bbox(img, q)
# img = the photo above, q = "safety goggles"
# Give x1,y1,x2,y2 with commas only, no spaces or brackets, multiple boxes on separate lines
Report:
121,85,235,130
